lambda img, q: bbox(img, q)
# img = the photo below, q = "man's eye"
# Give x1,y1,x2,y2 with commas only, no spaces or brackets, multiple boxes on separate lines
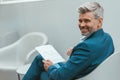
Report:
84,19,90,23
79,20,82,23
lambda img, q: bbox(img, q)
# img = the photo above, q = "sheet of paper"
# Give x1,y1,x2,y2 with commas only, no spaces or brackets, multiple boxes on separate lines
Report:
35,45,65,64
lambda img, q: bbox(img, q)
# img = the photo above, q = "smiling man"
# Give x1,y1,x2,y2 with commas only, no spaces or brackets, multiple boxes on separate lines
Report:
22,2,114,80
78,2,103,37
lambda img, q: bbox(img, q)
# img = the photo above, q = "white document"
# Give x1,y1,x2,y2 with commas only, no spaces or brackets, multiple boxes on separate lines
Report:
35,45,65,64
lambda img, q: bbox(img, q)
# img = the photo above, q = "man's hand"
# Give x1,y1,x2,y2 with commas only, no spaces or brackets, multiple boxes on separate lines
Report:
42,60,53,71
66,47,73,56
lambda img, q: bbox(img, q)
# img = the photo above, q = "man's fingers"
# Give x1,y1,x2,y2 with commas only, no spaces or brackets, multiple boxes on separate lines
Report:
42,60,52,65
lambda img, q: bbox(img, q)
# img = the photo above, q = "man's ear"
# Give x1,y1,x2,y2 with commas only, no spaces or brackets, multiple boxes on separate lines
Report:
98,18,103,29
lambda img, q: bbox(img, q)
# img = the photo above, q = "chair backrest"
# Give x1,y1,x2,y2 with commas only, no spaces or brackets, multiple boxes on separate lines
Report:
80,51,120,80
16,32,48,65
0,31,20,48
0,32,48,69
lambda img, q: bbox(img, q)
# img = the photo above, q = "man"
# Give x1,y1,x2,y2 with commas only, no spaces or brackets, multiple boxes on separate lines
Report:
22,2,114,80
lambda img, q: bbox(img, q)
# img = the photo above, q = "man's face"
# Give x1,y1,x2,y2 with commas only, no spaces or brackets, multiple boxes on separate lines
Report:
78,12,102,36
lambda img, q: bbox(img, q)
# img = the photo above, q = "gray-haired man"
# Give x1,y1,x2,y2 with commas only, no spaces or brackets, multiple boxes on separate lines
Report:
23,2,114,80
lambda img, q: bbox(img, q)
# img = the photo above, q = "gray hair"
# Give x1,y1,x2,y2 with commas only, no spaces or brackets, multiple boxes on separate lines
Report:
78,2,104,19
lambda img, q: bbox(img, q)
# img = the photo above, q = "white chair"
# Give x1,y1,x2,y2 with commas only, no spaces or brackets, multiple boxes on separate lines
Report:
0,31,20,48
77,51,120,80
0,32,48,80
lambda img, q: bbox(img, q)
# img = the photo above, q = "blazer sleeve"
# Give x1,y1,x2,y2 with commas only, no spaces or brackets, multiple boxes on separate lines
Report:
47,43,92,80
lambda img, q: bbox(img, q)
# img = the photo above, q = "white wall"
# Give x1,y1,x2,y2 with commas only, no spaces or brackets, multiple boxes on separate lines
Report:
0,0,120,59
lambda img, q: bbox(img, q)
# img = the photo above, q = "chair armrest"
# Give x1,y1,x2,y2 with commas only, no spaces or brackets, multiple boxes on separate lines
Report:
25,49,38,64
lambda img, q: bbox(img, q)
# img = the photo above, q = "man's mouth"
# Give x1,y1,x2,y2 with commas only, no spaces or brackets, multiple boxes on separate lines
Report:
81,28,88,33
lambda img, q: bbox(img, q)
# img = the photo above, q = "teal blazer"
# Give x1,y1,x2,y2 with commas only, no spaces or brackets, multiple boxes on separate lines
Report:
48,29,114,80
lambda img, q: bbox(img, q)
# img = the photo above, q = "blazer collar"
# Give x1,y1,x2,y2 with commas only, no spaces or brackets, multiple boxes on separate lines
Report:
83,28,104,40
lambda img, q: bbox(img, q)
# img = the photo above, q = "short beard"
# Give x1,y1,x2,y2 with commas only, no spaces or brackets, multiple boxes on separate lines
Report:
82,29,97,36
82,32,91,36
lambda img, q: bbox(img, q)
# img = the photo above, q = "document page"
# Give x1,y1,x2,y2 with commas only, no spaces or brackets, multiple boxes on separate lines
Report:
35,45,65,64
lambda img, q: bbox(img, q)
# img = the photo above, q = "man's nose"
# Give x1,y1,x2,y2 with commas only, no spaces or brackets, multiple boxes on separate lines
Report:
80,21,86,27
79,22,86,28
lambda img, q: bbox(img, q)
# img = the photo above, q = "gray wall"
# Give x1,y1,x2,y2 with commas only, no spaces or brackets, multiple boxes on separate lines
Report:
0,0,120,59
